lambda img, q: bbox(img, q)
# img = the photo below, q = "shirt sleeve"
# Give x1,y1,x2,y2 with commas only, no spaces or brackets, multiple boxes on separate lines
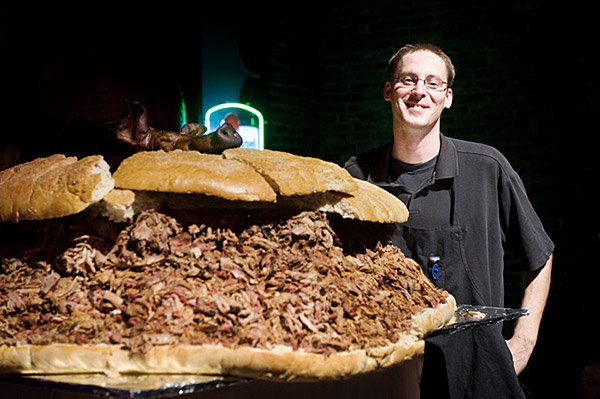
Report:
499,161,554,271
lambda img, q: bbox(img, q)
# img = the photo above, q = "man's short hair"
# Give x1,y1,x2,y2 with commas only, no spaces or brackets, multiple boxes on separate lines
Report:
387,43,455,88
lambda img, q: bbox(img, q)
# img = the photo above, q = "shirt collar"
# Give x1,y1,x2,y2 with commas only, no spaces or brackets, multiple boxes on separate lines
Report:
368,133,459,185
435,133,459,180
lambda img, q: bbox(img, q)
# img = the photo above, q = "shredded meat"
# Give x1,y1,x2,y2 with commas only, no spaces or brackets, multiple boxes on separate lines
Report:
0,208,447,355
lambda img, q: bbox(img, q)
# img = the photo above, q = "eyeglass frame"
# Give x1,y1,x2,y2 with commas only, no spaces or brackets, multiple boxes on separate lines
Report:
392,74,449,92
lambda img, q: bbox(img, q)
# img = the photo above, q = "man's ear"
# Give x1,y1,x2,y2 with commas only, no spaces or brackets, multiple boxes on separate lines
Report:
383,81,392,101
444,88,453,109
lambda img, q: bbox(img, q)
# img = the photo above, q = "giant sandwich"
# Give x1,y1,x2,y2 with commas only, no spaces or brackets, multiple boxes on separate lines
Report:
0,149,455,381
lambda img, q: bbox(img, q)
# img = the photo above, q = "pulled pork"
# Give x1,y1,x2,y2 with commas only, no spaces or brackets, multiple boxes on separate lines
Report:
0,208,446,355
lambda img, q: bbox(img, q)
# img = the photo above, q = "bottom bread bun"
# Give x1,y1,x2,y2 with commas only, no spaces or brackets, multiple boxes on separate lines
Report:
0,294,454,381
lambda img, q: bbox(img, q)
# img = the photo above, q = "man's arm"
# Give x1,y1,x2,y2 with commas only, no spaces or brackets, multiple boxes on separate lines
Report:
506,253,553,375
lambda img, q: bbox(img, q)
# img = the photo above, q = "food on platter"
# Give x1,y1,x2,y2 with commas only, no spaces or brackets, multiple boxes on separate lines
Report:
0,149,455,381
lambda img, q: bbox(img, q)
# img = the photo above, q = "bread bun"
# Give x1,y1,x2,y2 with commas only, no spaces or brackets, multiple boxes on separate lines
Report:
0,154,114,222
0,294,455,379
93,188,137,222
112,150,277,202
108,149,408,224
280,178,409,224
222,148,358,196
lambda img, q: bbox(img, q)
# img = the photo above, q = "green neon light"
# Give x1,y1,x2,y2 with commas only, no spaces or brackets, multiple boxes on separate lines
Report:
204,103,264,150
179,98,188,127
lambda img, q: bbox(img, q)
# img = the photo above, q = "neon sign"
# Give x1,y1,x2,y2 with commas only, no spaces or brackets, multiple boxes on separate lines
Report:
204,103,265,150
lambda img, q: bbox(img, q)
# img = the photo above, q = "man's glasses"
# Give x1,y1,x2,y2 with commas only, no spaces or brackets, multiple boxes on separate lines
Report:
394,75,448,91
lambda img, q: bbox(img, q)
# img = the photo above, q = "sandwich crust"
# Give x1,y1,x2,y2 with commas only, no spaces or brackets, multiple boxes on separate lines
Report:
326,179,409,223
112,150,277,202
280,178,409,224
0,154,114,222
108,150,407,224
222,148,358,196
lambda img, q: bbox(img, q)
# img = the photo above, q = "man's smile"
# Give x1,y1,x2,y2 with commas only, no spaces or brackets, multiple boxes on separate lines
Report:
405,102,428,110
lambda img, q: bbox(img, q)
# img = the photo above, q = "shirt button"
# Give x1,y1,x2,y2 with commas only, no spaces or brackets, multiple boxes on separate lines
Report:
432,263,440,280
429,256,441,280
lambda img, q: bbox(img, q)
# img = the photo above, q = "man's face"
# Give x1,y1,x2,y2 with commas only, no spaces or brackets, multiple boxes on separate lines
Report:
384,50,453,133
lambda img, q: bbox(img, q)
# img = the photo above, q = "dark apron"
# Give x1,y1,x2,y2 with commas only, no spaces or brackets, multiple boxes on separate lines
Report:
392,183,525,399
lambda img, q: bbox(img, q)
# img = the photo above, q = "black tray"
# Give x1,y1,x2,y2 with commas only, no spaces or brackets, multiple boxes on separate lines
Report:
430,304,529,336
0,373,247,398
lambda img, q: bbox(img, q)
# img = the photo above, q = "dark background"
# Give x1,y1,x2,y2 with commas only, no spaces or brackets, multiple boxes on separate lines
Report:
0,2,597,398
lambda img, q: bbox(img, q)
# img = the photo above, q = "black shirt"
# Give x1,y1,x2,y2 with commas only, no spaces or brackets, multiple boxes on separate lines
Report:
388,155,437,194
344,134,554,307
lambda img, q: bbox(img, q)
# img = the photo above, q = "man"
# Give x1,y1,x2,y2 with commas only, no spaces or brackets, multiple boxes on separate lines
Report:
344,43,553,398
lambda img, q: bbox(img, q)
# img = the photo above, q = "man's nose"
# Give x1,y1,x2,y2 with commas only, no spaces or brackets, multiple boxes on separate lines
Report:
408,82,428,99
412,79,428,93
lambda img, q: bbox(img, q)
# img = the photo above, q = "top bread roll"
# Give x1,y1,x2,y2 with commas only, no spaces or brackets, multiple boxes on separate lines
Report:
1,149,408,225
222,148,358,196
309,178,409,224
112,150,277,202
110,149,408,224
0,154,114,222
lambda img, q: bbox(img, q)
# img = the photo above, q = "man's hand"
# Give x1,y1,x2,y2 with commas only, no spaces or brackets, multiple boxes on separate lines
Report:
506,254,553,375
506,330,536,375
